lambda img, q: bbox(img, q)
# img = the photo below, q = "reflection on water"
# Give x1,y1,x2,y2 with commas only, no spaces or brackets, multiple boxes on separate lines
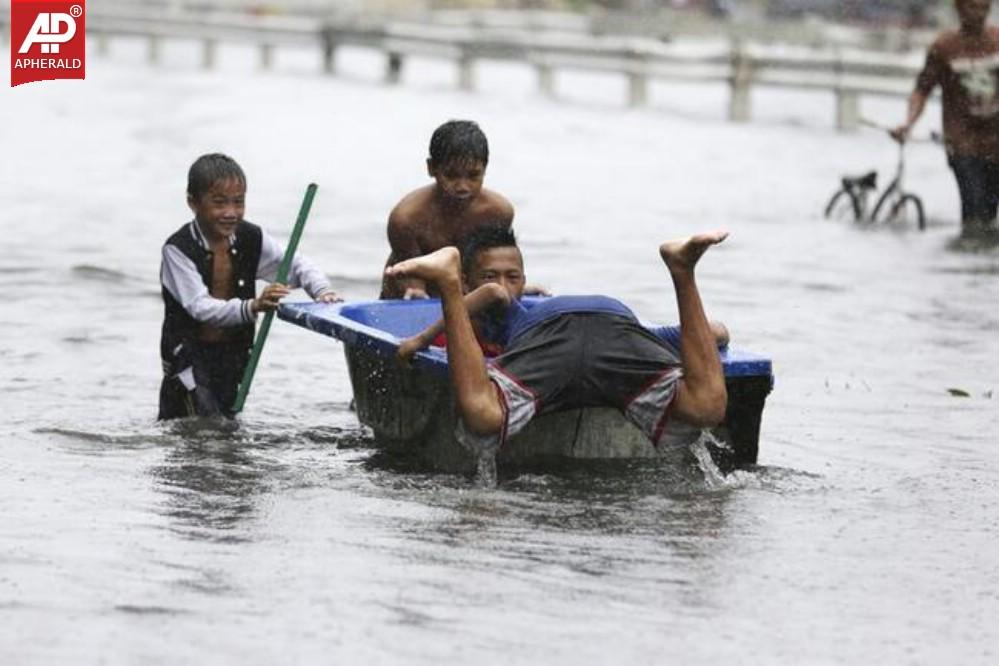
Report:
945,229,999,254
148,420,378,543
152,430,265,543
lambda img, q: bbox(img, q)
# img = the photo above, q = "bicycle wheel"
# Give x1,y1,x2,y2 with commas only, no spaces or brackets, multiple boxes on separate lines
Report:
897,194,926,231
871,183,897,223
824,187,860,221
875,192,926,230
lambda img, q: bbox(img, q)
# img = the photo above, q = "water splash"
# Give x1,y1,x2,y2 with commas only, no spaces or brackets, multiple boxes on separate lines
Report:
689,430,728,489
475,452,498,489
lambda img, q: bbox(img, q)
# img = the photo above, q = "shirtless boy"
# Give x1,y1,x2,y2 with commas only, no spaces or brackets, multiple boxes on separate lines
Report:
892,0,999,236
387,229,730,455
379,120,515,299
159,153,340,420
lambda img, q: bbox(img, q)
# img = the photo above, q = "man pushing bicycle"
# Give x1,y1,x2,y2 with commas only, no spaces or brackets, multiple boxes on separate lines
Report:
892,0,999,239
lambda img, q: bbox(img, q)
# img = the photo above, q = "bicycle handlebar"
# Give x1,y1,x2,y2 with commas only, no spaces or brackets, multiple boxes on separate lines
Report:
858,116,941,145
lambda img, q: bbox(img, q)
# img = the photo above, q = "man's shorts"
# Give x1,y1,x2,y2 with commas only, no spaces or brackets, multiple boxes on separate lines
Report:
455,312,683,452
948,155,999,229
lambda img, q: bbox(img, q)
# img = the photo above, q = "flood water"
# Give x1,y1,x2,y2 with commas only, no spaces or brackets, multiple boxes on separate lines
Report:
2,39,998,664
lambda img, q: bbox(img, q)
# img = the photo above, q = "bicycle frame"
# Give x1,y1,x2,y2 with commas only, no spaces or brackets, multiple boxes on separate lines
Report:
872,143,906,218
824,133,926,230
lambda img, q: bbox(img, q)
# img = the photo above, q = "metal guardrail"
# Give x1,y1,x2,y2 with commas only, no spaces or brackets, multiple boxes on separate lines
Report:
2,7,923,129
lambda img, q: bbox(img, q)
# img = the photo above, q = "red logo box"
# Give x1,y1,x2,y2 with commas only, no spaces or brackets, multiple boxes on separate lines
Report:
10,0,86,87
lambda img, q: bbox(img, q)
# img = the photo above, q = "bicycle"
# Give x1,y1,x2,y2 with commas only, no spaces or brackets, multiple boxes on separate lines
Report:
824,122,932,231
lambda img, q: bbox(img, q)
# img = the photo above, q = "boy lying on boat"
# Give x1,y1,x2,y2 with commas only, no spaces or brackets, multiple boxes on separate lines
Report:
158,153,340,420
388,226,730,455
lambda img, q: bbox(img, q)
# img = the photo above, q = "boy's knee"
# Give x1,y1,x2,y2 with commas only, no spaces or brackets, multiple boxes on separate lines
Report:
703,384,728,426
463,409,504,436
460,394,505,435
684,382,727,427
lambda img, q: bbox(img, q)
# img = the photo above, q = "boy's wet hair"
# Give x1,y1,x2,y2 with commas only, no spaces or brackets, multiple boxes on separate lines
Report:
429,120,489,167
187,153,246,200
461,225,518,275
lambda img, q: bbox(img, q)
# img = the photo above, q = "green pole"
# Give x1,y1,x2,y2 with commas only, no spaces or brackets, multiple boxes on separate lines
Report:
232,183,318,414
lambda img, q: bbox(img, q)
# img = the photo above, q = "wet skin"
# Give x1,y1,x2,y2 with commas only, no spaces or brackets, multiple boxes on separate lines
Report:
381,158,515,299
386,232,730,435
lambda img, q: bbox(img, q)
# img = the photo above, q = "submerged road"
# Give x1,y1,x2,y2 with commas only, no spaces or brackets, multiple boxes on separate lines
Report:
1,39,997,664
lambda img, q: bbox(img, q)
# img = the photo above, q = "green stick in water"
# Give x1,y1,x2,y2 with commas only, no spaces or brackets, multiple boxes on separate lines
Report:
232,183,318,414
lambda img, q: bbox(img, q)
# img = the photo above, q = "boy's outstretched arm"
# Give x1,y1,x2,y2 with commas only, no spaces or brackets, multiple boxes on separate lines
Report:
396,283,510,366
251,283,291,314
257,231,340,302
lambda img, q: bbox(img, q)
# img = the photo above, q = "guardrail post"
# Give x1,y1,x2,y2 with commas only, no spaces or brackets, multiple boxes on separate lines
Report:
202,39,217,70
458,48,476,91
386,52,403,84
628,72,648,107
626,51,649,107
832,53,859,132
835,88,860,131
321,27,337,75
536,61,555,98
728,41,752,123
95,31,109,56
259,43,274,70
147,34,161,65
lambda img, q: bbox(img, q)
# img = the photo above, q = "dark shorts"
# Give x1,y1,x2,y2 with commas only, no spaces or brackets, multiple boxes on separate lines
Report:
158,340,249,420
948,155,999,229
455,313,683,452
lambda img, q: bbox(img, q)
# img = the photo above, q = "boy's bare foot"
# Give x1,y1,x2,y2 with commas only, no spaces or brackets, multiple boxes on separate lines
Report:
659,231,728,274
385,247,461,284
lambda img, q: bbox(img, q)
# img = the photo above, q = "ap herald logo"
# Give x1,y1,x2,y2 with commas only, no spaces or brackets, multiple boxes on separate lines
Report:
11,0,86,87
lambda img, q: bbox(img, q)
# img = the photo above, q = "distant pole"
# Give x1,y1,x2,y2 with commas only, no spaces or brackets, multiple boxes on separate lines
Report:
728,39,753,123
232,183,318,414
458,47,476,91
322,26,338,74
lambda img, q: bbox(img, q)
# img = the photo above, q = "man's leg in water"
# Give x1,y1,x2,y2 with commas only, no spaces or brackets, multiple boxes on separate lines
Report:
659,231,728,426
385,248,505,435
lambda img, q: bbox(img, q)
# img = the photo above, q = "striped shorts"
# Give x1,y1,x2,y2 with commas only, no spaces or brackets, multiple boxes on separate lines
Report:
455,312,683,453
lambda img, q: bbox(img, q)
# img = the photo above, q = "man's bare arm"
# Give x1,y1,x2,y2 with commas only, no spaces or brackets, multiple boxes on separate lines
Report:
891,89,929,143
396,283,511,365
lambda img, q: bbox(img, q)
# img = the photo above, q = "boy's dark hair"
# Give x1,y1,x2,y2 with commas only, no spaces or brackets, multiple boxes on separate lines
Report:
187,153,246,200
429,120,489,167
461,225,518,275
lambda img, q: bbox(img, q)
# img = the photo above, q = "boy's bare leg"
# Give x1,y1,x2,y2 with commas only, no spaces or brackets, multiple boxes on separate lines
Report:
659,231,729,426
385,248,504,435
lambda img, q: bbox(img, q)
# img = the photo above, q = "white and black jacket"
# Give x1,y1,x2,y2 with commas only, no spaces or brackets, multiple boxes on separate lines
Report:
159,219,332,373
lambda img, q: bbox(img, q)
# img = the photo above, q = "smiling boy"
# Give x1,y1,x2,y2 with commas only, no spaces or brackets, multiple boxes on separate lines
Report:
158,153,339,420
379,120,515,299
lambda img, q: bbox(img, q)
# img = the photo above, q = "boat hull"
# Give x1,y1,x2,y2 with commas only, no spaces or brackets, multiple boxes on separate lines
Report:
279,299,773,472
